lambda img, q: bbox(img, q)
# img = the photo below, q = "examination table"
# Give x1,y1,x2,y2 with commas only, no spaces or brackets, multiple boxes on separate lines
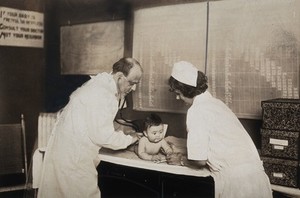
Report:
98,136,214,198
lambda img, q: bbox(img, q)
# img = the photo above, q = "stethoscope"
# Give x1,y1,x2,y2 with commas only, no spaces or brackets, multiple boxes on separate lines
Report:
114,96,140,132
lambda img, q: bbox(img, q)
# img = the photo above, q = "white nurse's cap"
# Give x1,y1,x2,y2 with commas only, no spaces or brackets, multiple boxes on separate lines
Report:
171,61,198,87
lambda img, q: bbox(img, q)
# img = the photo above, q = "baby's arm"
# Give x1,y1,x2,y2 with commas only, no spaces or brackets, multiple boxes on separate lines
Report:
161,139,173,155
137,138,160,161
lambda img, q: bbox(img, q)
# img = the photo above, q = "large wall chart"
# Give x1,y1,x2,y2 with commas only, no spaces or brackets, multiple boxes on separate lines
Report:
132,0,300,118
207,0,300,118
60,20,124,74
132,3,207,113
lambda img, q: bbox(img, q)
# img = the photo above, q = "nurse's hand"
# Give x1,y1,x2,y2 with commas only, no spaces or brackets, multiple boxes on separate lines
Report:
166,152,183,166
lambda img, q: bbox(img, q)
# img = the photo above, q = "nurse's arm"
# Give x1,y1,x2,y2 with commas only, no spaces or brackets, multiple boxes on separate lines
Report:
167,153,207,169
181,155,207,169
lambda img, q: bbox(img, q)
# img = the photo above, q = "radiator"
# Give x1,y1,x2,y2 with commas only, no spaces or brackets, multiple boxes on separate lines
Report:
32,112,59,188
38,112,58,149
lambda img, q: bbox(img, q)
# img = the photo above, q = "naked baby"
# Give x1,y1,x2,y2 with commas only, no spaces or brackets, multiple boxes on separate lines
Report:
136,113,173,163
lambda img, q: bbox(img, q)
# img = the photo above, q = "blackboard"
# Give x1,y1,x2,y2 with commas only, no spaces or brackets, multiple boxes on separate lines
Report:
132,0,300,118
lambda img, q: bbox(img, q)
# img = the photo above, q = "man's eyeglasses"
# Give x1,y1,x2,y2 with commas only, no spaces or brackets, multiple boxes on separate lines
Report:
124,76,139,86
128,80,139,86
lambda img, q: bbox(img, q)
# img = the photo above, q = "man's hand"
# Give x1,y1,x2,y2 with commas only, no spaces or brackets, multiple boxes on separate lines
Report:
130,132,143,144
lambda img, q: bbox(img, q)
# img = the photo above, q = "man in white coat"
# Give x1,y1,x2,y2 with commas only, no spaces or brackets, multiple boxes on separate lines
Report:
38,57,143,198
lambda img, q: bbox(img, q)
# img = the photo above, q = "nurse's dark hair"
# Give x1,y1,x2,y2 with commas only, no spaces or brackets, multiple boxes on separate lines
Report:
143,113,162,132
112,57,142,76
168,71,208,98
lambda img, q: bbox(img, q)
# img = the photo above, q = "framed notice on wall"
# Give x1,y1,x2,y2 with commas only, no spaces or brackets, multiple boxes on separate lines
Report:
60,20,125,75
0,7,44,48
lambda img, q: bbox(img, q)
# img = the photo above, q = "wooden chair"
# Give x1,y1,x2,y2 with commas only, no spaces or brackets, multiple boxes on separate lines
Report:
0,114,28,193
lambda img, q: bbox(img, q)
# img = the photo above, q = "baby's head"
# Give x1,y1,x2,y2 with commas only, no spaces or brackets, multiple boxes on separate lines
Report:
143,113,164,143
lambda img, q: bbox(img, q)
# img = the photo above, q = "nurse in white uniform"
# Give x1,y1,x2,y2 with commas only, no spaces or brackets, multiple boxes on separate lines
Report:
166,61,272,198
38,58,143,198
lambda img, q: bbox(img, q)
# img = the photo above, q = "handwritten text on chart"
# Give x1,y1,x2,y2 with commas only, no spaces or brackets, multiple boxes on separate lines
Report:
0,7,44,48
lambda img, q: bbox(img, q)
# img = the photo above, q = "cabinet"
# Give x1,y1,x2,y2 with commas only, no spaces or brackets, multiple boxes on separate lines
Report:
161,173,214,198
260,99,300,197
98,162,161,198
98,162,214,198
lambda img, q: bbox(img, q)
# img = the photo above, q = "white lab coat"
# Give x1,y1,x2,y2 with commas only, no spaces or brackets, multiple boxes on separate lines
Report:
186,91,272,198
38,73,133,198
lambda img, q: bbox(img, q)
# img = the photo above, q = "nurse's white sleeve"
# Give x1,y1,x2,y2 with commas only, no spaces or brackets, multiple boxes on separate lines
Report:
186,109,210,161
